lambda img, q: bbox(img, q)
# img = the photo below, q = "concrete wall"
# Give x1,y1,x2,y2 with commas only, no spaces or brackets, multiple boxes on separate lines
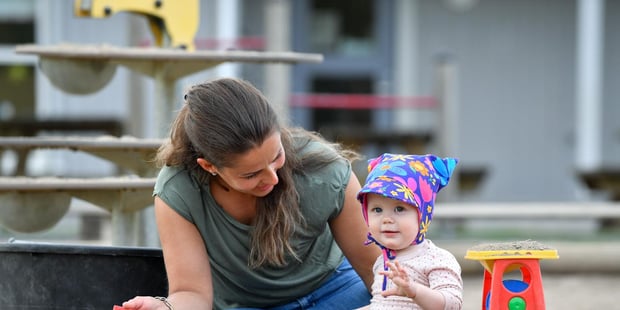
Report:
415,0,616,201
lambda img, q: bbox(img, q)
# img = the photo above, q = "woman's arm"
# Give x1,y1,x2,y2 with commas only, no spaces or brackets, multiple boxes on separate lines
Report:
329,171,381,291
123,197,214,310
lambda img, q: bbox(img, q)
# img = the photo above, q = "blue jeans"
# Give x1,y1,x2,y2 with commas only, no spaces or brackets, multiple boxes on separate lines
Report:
231,258,370,310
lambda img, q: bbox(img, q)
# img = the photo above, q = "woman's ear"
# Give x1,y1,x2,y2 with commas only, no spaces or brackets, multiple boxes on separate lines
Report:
197,158,216,174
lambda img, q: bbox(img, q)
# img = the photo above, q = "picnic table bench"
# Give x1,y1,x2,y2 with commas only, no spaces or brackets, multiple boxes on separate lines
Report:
0,136,163,176
0,135,163,245
433,201,620,243
434,202,620,220
0,118,123,137
0,176,156,245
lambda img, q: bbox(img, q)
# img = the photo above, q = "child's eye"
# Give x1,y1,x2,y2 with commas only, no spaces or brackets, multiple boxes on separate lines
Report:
370,207,383,213
395,206,406,213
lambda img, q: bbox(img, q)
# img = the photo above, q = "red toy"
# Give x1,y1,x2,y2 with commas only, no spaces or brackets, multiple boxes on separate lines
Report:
465,241,559,310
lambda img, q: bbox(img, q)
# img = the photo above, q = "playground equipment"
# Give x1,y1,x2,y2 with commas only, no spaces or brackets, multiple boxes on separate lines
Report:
74,0,199,51
5,1,322,245
465,240,559,310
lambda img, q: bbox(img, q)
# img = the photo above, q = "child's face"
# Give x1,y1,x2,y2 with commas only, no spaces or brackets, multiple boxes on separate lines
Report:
366,193,420,251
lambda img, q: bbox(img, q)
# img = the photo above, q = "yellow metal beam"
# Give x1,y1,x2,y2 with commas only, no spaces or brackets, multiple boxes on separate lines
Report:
74,0,199,51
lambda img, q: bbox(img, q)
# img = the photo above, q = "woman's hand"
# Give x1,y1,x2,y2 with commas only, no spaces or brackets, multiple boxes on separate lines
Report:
120,296,169,309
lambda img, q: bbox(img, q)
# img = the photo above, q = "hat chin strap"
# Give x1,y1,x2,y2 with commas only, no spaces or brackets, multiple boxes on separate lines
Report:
365,233,396,291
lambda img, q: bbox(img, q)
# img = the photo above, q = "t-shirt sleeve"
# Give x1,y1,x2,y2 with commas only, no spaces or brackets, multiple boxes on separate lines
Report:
297,141,352,221
330,158,352,219
152,165,197,224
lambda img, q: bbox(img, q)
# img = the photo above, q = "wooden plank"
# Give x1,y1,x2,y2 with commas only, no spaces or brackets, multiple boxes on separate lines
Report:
0,136,163,151
0,176,155,191
0,177,156,214
15,44,324,63
434,202,620,220
15,44,324,80
0,136,163,176
0,119,123,136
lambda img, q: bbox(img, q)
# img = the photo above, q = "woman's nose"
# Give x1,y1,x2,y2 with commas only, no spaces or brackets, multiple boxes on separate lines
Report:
264,165,279,185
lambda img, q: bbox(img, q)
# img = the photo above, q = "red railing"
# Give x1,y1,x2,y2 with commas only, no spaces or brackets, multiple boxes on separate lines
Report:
289,93,438,109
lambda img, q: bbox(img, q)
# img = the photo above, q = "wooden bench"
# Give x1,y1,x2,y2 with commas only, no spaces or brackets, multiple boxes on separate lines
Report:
434,202,620,220
0,118,123,137
0,176,156,211
0,135,162,245
434,203,620,274
434,202,620,235
0,176,156,245
0,136,163,176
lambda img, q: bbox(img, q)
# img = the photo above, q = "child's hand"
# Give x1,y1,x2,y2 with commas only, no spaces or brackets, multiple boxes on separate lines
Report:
379,260,417,299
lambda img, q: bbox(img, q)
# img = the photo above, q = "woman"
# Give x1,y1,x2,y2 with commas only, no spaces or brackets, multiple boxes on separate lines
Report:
121,78,379,309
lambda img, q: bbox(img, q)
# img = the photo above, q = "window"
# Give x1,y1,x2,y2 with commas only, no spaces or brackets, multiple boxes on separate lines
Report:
309,0,375,56
311,76,372,132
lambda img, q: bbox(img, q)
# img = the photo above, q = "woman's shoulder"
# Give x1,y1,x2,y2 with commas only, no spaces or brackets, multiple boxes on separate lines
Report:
293,132,338,155
154,165,203,223
294,133,348,166
154,165,201,195
297,142,350,181
156,165,188,184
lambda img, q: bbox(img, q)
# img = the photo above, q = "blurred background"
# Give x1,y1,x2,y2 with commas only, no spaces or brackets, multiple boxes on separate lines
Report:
1,0,619,308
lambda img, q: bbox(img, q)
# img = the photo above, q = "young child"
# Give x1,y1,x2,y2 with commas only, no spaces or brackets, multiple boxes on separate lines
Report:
357,153,463,310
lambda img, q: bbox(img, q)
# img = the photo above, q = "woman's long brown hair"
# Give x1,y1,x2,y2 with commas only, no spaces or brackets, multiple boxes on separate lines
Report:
156,78,357,268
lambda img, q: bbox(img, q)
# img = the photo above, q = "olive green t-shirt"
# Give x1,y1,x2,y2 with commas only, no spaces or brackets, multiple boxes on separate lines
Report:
153,140,351,309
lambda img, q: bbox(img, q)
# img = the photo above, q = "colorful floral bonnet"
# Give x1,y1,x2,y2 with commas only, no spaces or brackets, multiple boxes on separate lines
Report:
357,153,458,245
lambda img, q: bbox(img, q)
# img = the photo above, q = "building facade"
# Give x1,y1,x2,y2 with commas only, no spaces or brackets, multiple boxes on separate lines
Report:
1,0,618,204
